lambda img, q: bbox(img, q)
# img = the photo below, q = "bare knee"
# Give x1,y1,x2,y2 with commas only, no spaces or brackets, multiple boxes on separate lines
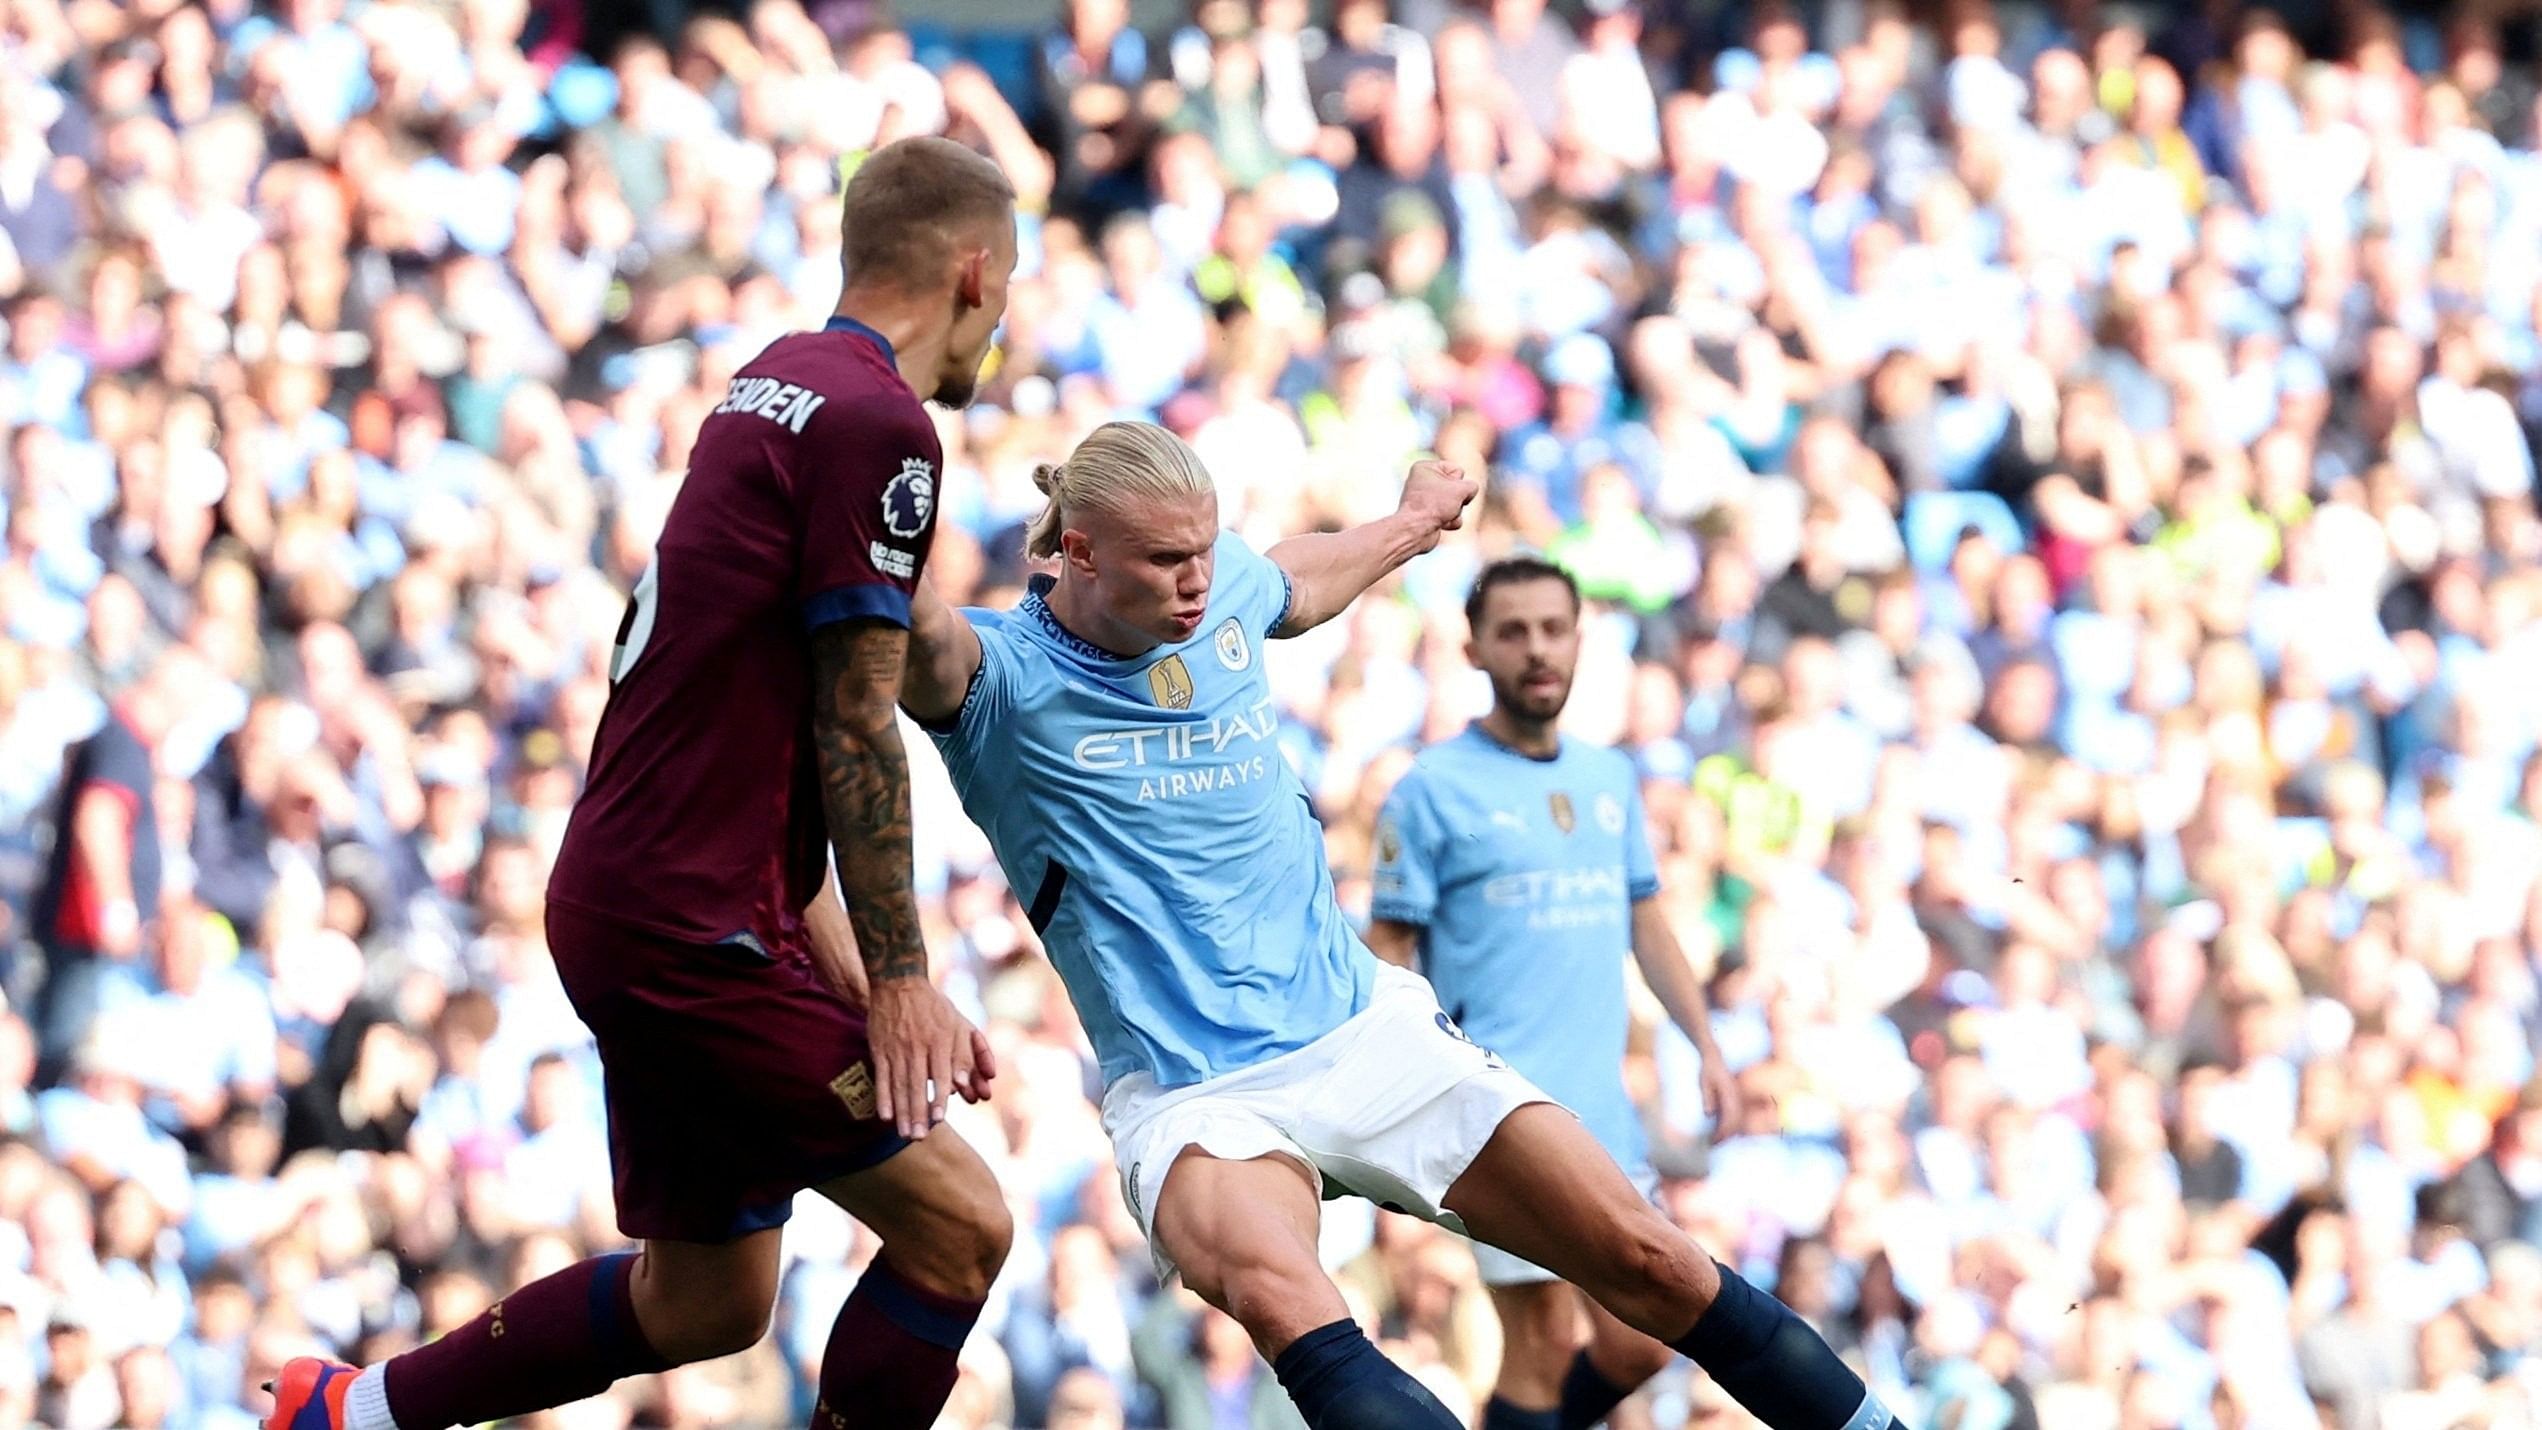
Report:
1178,1236,1343,1356
634,1252,776,1364
1584,1220,1712,1339
887,1182,1015,1303
1184,1245,1324,1327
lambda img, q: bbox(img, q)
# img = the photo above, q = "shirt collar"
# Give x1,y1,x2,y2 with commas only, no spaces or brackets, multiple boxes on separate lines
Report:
822,315,895,367
1022,575,1125,664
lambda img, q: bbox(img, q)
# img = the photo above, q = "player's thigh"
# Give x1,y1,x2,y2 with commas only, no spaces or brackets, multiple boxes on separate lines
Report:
818,1126,1013,1300
629,1228,787,1362
1150,1148,1348,1356
553,906,901,1242
1443,1103,1718,1337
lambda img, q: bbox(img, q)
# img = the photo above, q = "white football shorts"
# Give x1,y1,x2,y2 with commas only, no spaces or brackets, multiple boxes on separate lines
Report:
1103,963,1553,1280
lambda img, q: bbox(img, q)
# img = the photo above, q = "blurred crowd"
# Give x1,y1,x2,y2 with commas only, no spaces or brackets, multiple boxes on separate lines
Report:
2,0,2542,1423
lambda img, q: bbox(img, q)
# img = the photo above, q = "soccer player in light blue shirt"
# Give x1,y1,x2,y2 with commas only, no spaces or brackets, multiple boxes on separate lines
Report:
1367,557,1741,1430
903,422,1904,1430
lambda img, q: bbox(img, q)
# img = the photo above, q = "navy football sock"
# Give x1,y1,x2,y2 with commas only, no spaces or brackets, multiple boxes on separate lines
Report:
1669,1264,1901,1430
1273,1320,1466,1430
1556,1351,1635,1430
1482,1394,1560,1430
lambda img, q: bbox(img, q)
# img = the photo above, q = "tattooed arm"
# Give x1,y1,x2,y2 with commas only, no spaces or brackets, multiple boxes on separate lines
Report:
809,618,993,1133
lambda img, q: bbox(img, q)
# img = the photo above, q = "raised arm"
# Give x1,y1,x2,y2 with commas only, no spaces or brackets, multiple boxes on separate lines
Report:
900,577,984,726
809,617,984,1135
1267,459,1477,637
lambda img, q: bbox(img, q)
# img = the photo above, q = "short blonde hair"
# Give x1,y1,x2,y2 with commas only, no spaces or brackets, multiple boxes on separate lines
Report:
1024,421,1215,559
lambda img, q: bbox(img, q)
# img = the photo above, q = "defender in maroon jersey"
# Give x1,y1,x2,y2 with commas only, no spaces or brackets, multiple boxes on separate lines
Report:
269,137,1019,1430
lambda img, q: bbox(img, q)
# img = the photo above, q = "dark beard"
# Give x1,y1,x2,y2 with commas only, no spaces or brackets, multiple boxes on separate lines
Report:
1492,673,1570,723
931,368,979,409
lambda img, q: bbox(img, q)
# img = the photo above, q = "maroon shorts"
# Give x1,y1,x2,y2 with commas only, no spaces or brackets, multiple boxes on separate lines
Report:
545,900,906,1243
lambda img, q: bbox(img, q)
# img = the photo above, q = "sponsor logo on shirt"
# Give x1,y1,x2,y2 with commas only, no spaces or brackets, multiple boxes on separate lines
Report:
882,458,934,540
1071,695,1283,802
714,375,827,434
1481,865,1632,929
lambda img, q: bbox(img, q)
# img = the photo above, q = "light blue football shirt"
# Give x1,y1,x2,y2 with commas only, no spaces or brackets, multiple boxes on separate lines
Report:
1371,726,1660,1163
928,533,1377,1090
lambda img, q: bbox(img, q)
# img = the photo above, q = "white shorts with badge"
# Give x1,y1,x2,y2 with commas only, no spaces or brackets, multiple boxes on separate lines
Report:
1103,964,1553,1279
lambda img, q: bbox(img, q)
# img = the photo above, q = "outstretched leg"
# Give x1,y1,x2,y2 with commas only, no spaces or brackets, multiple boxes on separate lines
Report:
1152,1149,1464,1430
284,1230,779,1430
814,1126,1014,1428
1446,1105,1900,1430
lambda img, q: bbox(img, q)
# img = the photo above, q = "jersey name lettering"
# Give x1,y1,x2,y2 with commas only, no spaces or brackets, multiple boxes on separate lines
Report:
714,376,827,434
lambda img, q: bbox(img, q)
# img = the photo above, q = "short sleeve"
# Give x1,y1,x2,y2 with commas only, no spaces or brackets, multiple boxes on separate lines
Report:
1370,770,1445,926
794,395,942,631
925,612,1023,755
1214,532,1294,640
1624,774,1661,902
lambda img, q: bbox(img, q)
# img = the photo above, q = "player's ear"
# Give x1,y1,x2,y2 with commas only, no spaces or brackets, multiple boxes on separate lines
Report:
955,249,986,311
1463,638,1481,669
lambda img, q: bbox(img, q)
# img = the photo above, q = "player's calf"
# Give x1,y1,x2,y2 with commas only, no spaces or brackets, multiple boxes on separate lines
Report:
1559,1310,1675,1430
276,1240,766,1430
1484,1281,1585,1421
1155,1151,1466,1430
814,1129,1015,1429
1448,1106,1906,1430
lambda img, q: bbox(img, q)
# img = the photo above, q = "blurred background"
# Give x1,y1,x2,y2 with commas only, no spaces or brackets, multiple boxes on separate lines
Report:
1,0,2541,1424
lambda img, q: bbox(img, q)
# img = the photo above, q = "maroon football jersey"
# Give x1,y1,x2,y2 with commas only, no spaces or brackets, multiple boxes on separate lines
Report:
549,319,939,945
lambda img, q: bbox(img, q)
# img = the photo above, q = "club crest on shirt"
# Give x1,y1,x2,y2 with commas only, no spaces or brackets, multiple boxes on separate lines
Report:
1549,791,1576,833
882,458,934,539
1595,792,1626,834
1214,617,1250,671
1147,654,1195,710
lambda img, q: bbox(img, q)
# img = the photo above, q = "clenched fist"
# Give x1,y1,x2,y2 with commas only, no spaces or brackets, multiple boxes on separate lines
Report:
1400,459,1480,551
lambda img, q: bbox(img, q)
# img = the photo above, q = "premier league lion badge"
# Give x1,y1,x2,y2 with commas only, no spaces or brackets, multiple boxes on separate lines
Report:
881,458,934,539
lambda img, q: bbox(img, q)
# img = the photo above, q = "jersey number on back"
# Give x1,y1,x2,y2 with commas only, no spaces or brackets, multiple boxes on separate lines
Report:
609,559,661,684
